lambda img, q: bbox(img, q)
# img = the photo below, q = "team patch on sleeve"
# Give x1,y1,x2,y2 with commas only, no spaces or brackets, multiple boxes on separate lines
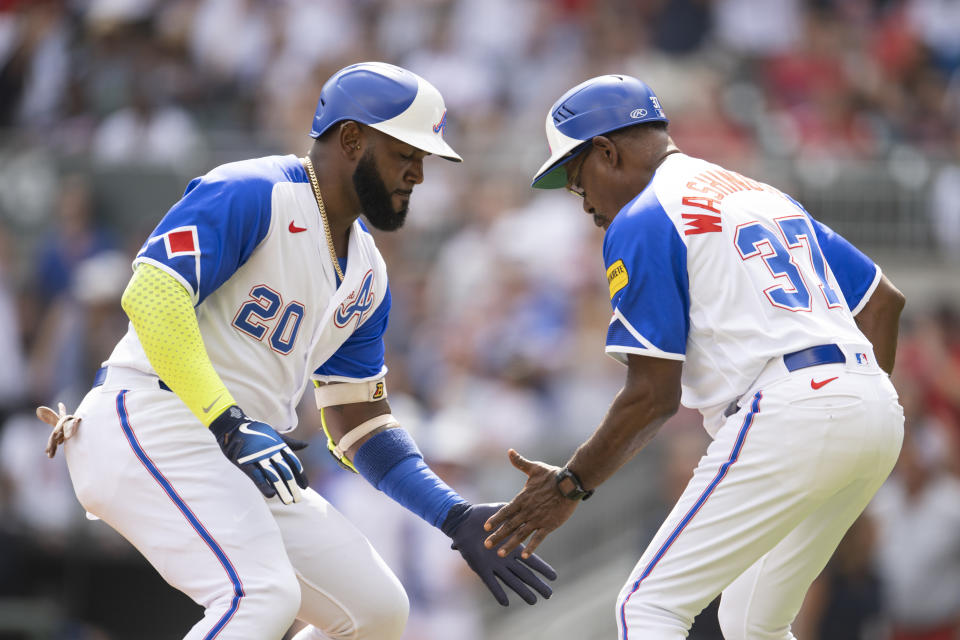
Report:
163,226,200,258
607,259,629,299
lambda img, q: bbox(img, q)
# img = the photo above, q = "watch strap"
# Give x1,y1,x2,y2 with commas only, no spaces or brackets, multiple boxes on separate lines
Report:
556,467,594,501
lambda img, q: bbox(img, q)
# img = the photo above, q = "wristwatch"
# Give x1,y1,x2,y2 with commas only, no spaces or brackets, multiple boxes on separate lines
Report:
555,467,594,501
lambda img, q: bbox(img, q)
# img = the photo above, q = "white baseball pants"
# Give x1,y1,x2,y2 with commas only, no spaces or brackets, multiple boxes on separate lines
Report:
65,367,408,640
617,354,904,639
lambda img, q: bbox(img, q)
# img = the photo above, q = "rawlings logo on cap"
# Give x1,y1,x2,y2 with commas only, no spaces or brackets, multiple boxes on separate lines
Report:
532,74,669,189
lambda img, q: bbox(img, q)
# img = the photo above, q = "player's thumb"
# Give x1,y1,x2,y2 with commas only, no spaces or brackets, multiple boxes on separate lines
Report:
508,448,532,473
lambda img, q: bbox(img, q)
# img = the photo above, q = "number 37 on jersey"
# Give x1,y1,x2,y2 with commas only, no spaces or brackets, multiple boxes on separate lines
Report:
734,214,843,313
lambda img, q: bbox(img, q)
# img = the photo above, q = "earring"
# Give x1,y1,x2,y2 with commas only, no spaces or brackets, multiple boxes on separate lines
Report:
355,144,361,150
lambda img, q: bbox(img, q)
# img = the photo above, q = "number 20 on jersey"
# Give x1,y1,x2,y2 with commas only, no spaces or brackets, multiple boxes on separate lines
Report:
232,285,305,354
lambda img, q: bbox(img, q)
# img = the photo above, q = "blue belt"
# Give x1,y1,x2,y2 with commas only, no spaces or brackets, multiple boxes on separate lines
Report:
782,344,845,372
93,366,172,392
724,344,846,417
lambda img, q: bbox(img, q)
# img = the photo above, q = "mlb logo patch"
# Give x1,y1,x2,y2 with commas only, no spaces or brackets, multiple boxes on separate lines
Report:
163,226,200,259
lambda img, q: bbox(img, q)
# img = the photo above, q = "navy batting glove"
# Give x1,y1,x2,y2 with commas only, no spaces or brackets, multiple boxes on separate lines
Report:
442,502,557,606
209,406,309,505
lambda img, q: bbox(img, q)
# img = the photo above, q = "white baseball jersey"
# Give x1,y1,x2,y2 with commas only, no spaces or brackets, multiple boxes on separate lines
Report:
65,154,410,639
602,152,881,434
605,153,903,639
103,154,391,430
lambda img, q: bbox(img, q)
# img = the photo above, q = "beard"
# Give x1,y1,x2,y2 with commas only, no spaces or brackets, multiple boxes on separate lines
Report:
352,150,407,231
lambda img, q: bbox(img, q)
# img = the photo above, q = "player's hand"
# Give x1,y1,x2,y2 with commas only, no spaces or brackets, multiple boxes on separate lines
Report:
209,406,308,505
441,502,557,606
483,449,580,558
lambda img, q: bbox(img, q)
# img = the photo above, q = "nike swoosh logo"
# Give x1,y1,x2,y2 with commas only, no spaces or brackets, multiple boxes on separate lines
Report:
289,221,307,233
202,395,222,413
238,423,276,440
811,376,839,390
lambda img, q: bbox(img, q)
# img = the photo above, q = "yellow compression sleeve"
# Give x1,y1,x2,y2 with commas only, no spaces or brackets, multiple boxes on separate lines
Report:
120,263,237,426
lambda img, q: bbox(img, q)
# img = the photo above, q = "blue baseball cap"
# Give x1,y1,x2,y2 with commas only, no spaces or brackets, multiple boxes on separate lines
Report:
531,74,668,189
311,62,462,162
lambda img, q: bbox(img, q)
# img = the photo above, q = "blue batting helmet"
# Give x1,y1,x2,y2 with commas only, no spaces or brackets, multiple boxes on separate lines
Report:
310,62,461,162
531,74,668,189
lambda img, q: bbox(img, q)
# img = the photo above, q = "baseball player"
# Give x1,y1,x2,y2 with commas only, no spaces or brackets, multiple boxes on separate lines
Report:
482,74,906,639
35,62,555,640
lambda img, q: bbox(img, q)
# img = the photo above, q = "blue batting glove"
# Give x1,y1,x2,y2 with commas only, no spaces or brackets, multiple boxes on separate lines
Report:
441,502,557,606
210,406,308,505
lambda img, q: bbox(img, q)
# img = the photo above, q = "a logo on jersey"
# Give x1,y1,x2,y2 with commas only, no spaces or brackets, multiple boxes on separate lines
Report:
810,376,839,390
855,352,869,365
432,110,447,135
606,260,629,299
334,270,376,328
630,108,648,119
288,221,307,233
163,226,200,258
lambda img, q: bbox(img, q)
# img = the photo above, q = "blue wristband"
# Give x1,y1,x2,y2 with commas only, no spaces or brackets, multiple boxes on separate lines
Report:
353,429,466,528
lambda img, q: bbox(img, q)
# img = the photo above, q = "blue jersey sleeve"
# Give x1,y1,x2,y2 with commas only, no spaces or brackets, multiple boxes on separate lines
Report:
134,159,285,304
603,191,690,363
314,286,391,381
805,214,879,314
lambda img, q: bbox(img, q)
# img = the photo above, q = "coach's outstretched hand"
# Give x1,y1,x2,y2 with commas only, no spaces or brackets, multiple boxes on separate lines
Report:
441,502,557,606
482,449,580,558
210,406,308,505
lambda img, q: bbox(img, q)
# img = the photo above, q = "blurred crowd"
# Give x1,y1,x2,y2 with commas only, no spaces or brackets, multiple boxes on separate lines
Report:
1,0,960,638
3,0,960,163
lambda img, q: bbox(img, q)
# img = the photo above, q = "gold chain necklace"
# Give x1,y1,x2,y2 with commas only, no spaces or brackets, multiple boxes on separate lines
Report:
302,156,345,282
